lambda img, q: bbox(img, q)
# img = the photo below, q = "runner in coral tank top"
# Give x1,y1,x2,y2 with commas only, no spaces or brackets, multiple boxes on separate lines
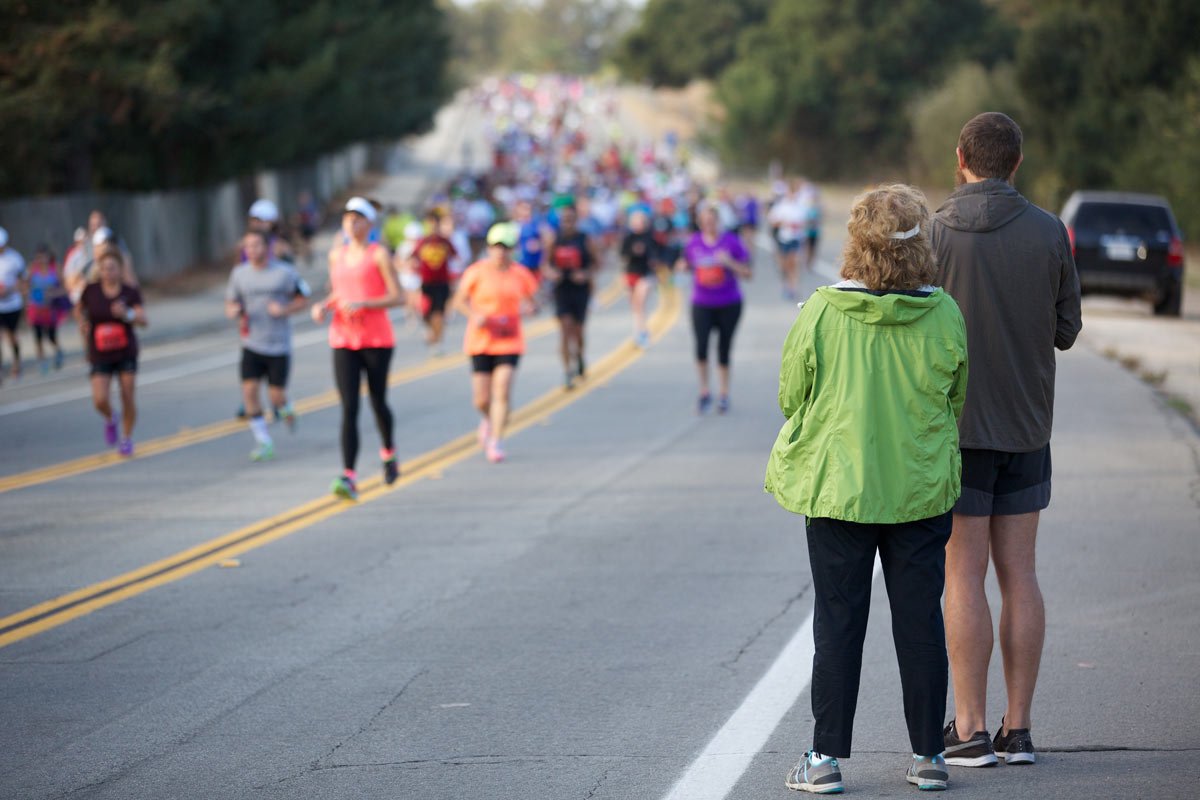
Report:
312,197,404,499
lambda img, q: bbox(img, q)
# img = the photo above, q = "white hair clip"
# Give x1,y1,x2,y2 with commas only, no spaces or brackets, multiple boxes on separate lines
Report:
889,224,920,240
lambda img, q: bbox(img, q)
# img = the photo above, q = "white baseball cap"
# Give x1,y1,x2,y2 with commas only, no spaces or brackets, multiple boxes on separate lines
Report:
344,196,377,223
0,227,8,248
92,226,115,246
247,198,280,223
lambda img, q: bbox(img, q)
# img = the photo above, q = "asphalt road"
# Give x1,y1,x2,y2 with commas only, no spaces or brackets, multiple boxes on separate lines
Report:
1,126,1198,800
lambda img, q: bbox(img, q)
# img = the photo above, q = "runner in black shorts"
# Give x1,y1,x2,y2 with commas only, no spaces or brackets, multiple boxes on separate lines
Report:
543,204,596,389
452,223,539,463
79,248,145,457
226,230,310,461
409,211,457,357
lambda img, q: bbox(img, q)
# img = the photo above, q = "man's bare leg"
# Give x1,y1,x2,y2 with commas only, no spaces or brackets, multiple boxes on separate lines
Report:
945,513,994,735
991,511,1044,732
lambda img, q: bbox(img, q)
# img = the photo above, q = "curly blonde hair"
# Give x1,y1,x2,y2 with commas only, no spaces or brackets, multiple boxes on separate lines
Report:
840,184,935,291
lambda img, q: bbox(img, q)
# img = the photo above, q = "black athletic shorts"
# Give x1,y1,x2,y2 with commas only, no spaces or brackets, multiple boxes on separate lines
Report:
90,358,137,375
470,353,520,373
0,310,20,332
955,444,1052,516
553,281,591,323
422,282,451,318
240,348,290,387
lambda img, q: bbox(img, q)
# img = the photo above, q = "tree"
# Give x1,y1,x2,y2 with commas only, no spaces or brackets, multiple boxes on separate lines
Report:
715,0,1013,174
0,0,452,195
614,0,771,88
1015,0,1200,207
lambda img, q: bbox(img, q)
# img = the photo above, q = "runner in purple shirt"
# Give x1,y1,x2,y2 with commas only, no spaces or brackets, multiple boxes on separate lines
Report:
676,201,752,414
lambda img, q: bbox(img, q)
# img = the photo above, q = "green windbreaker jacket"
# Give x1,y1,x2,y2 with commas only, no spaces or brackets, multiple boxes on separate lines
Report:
764,284,968,523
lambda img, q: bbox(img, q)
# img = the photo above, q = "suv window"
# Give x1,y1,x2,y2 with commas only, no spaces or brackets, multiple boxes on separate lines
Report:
1075,203,1172,240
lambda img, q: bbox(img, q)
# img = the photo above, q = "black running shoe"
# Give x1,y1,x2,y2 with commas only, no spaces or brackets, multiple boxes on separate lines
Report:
383,455,400,486
942,720,998,767
993,720,1036,765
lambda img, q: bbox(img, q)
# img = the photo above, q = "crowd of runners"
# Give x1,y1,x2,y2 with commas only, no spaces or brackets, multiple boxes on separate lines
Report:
0,75,824,495
302,74,815,496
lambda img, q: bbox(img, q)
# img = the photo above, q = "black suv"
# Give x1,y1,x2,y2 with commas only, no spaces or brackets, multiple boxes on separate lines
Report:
1060,191,1186,316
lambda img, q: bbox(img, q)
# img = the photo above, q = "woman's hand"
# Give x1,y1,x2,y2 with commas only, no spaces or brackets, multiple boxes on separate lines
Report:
311,302,328,324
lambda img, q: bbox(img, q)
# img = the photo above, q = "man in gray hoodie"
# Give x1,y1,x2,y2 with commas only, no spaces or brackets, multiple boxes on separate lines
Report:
931,112,1082,769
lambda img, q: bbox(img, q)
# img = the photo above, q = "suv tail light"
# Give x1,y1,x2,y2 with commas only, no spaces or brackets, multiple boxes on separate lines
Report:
1067,226,1076,258
1167,237,1184,269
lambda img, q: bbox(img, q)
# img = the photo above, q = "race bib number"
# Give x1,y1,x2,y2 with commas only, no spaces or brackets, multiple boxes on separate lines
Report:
483,314,518,339
553,245,583,270
94,321,129,353
695,265,727,288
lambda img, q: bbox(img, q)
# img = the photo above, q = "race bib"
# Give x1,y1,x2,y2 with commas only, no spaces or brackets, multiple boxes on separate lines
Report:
553,245,583,270
695,265,727,288
483,314,518,339
94,321,129,353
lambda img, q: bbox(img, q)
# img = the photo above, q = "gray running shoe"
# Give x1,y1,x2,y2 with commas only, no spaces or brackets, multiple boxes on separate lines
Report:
785,751,844,794
943,720,999,767
993,721,1036,765
906,754,949,791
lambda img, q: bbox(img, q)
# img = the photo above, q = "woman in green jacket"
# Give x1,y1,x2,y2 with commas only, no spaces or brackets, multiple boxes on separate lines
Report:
766,184,967,794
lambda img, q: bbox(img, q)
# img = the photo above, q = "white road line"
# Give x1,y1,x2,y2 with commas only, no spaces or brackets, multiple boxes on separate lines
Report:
661,558,882,800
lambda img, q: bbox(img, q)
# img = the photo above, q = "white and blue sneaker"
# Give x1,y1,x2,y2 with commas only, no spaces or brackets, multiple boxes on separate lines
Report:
786,751,844,794
906,754,949,791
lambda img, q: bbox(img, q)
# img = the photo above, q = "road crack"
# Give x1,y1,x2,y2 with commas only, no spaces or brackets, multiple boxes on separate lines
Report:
584,767,611,799
316,668,428,768
722,583,810,672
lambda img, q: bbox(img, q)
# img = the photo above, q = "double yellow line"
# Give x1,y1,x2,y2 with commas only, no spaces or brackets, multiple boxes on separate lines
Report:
0,282,680,650
0,279,625,495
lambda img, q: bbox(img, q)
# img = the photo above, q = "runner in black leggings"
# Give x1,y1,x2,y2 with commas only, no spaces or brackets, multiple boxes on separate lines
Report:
677,202,752,414
312,198,403,500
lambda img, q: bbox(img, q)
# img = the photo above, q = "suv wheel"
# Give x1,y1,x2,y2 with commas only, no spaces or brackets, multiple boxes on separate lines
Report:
1153,278,1183,317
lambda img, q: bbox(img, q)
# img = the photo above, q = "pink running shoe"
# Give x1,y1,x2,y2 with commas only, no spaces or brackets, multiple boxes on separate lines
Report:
105,417,119,447
485,439,505,463
477,418,492,448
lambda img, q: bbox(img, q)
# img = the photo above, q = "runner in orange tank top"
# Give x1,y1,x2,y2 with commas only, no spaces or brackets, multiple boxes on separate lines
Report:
311,197,404,499
451,222,539,464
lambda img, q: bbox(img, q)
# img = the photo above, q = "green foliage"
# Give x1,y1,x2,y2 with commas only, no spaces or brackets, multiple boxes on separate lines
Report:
616,0,1200,239
907,62,1028,188
1015,0,1200,218
614,0,770,88
1113,57,1200,240
0,0,452,195
715,0,1013,175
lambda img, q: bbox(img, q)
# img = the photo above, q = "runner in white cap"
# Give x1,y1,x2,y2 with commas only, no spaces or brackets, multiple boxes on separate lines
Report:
247,198,294,262
311,196,404,499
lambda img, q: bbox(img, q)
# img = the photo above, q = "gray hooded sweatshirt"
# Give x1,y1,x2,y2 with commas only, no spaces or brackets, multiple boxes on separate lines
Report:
932,179,1082,452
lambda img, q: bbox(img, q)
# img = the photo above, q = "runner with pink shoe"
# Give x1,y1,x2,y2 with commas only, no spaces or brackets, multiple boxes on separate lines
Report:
78,249,146,457
451,222,539,464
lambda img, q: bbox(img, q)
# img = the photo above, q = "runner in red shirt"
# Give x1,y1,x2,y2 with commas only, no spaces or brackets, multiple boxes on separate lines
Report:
408,210,457,356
